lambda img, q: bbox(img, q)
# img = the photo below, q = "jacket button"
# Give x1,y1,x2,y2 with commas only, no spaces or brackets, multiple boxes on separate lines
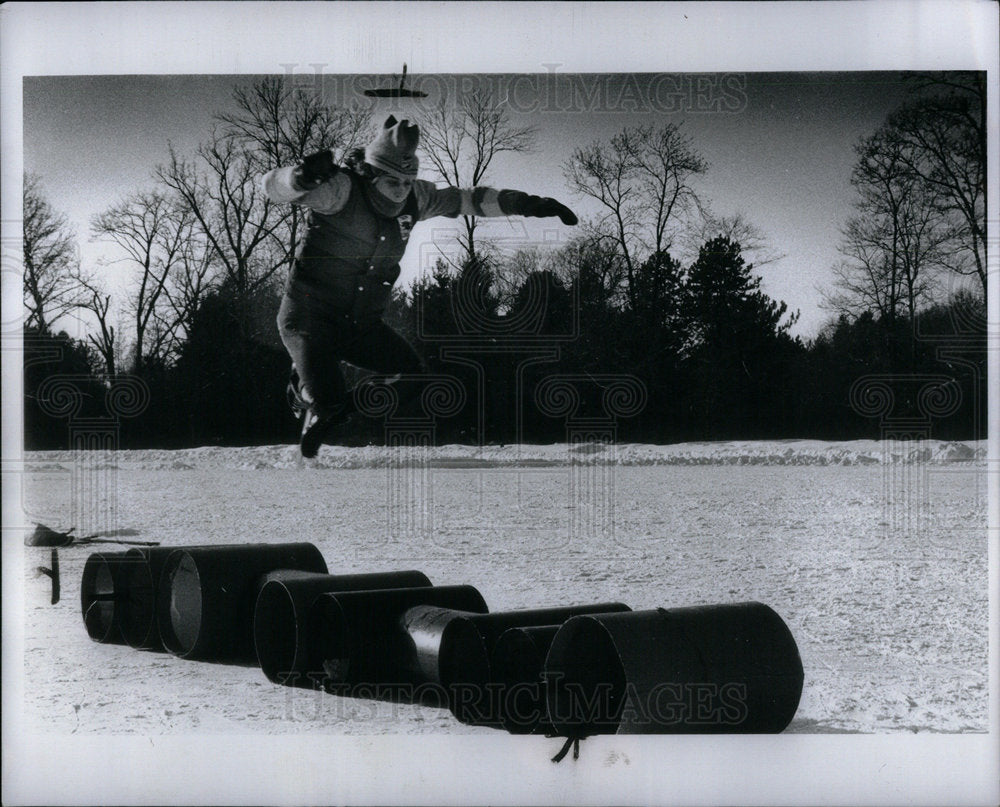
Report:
358,285,364,291
379,236,386,241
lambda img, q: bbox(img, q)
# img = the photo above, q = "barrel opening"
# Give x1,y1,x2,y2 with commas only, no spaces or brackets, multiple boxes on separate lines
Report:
158,552,202,656
439,620,491,724
254,582,299,684
81,555,120,642
546,617,627,737
493,630,546,734
440,620,490,690
307,595,351,691
83,599,114,641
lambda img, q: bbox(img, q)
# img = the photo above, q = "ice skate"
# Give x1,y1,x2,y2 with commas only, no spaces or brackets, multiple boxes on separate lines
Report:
299,404,350,458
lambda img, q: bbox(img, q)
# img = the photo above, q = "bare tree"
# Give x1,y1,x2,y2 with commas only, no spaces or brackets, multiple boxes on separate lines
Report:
564,124,707,307
894,183,951,320
74,272,118,377
217,77,373,274
217,76,371,172
564,138,636,274
91,190,192,371
158,134,288,299
547,235,629,310
419,85,536,262
492,246,544,308
826,235,900,322
888,81,986,298
824,126,949,324
162,231,217,349
22,173,86,333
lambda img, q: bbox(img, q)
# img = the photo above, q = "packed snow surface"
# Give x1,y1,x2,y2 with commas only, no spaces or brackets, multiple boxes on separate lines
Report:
21,437,990,470
16,439,989,735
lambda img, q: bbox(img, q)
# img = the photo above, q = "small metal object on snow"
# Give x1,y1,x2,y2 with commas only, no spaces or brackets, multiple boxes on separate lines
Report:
550,736,581,763
36,548,61,604
27,523,76,547
27,522,159,548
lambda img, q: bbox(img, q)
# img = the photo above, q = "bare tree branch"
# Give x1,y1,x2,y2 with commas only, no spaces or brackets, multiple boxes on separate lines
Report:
563,124,707,308
22,173,87,333
824,113,962,325
683,210,785,269
419,84,536,261
73,272,118,377
91,190,193,371
888,83,986,298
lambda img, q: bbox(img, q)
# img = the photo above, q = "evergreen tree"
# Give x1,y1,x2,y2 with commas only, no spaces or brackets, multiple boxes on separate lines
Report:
23,327,108,449
621,250,689,440
683,236,799,437
170,283,291,446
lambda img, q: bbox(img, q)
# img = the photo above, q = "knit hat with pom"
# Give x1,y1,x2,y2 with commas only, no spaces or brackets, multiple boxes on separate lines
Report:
364,115,420,179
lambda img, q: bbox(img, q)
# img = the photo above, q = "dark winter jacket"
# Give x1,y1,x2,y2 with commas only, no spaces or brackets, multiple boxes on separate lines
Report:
261,164,545,324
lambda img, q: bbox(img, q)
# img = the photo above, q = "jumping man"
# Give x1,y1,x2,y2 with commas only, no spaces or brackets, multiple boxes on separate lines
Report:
261,116,578,457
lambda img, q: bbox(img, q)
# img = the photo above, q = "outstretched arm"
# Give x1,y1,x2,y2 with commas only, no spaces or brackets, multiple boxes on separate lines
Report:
260,150,351,215
413,181,578,225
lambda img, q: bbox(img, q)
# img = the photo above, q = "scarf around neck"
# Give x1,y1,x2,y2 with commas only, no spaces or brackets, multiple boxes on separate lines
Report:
361,176,408,219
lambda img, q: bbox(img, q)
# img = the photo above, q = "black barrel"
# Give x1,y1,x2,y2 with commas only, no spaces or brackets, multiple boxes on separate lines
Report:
156,543,328,663
119,546,211,651
80,551,132,644
544,603,804,736
309,585,488,706
254,569,432,687
403,602,632,727
491,626,566,735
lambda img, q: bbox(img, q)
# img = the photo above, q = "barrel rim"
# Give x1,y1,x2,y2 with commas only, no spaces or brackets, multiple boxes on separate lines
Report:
119,554,157,648
155,549,202,657
254,579,303,683
80,551,127,643
544,614,628,738
492,626,551,735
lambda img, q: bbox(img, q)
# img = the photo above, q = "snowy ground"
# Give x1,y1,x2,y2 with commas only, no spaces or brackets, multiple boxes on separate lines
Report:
14,439,990,735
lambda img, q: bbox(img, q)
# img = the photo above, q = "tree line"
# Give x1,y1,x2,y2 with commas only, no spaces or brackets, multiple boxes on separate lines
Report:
23,73,986,449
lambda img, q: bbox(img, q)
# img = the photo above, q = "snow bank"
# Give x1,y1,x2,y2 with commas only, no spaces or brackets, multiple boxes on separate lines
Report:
22,439,989,471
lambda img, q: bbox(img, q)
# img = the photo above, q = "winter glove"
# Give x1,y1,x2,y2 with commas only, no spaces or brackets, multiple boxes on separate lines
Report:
498,190,578,225
530,197,578,226
295,150,337,190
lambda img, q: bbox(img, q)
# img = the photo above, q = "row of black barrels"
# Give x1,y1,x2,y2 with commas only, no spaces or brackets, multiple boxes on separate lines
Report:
81,541,804,736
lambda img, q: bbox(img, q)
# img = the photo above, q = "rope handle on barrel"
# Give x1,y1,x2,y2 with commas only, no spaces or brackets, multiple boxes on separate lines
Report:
548,734,585,763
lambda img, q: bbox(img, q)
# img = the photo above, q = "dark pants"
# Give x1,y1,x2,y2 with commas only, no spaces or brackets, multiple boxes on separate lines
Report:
277,294,425,417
